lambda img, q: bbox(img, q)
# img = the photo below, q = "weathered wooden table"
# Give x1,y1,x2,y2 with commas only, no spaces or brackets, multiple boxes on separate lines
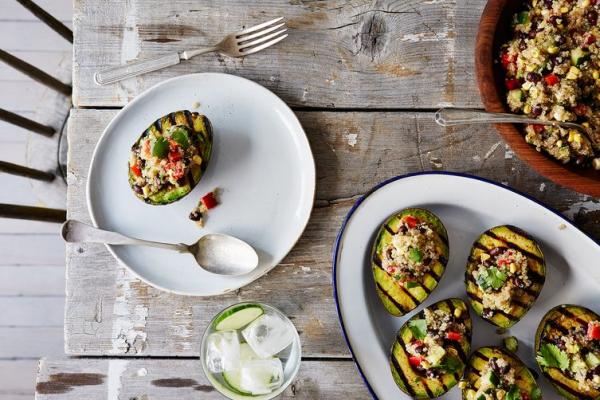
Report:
36,1,600,398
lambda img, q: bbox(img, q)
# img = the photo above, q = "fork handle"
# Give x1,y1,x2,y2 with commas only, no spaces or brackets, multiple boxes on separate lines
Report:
435,108,548,126
94,52,181,85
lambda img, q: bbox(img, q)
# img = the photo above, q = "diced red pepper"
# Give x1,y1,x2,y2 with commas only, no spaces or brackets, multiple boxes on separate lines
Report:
573,104,589,116
505,78,521,90
408,356,424,367
544,73,560,86
165,162,185,180
168,150,182,162
404,215,418,229
531,124,545,134
130,165,142,177
521,392,530,400
501,51,516,69
445,331,462,341
413,340,424,347
588,322,600,340
201,191,218,210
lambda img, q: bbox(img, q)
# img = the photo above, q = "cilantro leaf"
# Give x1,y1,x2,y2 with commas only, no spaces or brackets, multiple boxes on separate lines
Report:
405,281,419,289
408,319,427,340
536,343,569,371
438,356,462,373
152,137,169,158
476,267,507,291
530,387,542,400
170,126,190,149
487,371,500,387
506,385,521,400
409,247,422,263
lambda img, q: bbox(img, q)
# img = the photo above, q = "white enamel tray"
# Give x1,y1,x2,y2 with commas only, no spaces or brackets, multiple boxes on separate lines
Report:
87,73,315,296
333,172,600,399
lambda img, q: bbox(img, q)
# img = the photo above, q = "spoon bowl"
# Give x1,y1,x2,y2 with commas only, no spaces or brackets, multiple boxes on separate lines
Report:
61,220,258,276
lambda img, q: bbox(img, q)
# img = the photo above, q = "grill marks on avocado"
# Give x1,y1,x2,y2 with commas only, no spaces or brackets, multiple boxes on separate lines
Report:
465,225,546,328
535,305,600,400
371,208,449,317
389,299,471,399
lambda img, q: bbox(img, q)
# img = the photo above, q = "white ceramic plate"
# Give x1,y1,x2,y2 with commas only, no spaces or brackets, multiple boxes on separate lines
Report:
333,172,600,400
87,73,315,296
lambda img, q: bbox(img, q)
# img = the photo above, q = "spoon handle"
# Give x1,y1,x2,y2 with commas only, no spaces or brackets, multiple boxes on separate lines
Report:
61,220,188,253
434,108,585,130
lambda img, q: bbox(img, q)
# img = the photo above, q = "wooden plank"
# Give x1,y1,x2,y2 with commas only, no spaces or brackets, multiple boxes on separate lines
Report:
1,0,73,21
64,109,597,357
0,234,64,266
0,266,65,296
0,327,64,358
72,0,483,108
35,358,369,399
0,21,72,52
0,297,64,327
0,360,39,400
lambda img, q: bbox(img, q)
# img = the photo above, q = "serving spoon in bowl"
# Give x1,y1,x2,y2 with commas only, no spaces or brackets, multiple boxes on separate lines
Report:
61,220,259,276
435,108,594,142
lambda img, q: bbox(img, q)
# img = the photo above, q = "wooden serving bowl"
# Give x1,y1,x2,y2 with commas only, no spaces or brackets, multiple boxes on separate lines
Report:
476,0,600,196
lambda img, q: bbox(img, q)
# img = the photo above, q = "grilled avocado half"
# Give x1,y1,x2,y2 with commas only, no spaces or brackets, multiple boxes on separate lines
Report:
465,225,545,328
390,298,471,399
461,346,541,400
128,110,213,205
371,208,449,316
535,305,600,400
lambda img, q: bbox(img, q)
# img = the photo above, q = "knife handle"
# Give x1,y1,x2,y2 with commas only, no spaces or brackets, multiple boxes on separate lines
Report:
94,52,180,85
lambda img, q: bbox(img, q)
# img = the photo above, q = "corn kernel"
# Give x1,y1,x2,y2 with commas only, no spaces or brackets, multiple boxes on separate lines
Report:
566,66,580,79
524,104,532,114
560,6,569,13
192,155,202,165
458,380,467,389
547,45,559,55
583,122,590,128
454,308,463,318
582,0,591,7
593,71,599,79
526,64,537,72
556,140,563,147
480,253,491,261
509,263,517,273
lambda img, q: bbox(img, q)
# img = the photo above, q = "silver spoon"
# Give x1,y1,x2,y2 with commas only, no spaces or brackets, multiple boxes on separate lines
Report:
435,108,594,142
61,220,258,276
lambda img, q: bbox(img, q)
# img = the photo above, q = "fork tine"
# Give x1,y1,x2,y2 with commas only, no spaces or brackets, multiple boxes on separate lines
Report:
241,33,288,55
239,29,287,50
235,17,284,36
238,23,285,42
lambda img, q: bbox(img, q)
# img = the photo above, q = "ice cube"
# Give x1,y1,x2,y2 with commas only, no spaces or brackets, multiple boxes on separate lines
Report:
205,330,240,373
239,359,284,395
241,312,295,358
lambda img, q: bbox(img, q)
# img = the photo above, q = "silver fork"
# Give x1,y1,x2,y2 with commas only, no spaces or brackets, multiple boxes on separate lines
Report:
94,17,287,85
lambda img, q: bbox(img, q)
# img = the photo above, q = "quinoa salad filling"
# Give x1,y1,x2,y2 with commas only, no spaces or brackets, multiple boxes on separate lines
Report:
129,125,203,200
405,307,466,378
472,357,526,400
472,248,532,316
537,319,600,392
381,215,440,287
501,0,600,169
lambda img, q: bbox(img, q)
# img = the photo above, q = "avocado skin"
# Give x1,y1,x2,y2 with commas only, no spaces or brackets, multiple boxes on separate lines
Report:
371,208,449,317
389,298,471,399
535,304,600,400
462,346,540,400
128,110,213,205
465,225,546,329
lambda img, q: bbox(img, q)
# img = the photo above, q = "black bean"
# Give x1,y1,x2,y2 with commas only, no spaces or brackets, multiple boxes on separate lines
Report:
532,105,543,116
133,185,143,194
544,0,553,8
189,211,202,221
526,72,541,82
519,40,528,51
490,247,502,256
398,225,408,234
555,35,566,45
587,9,598,25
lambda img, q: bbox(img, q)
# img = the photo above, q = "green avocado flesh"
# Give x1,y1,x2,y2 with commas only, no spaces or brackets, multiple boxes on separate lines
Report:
371,208,449,317
535,305,600,400
128,110,213,205
462,346,540,400
389,298,471,399
465,225,545,328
